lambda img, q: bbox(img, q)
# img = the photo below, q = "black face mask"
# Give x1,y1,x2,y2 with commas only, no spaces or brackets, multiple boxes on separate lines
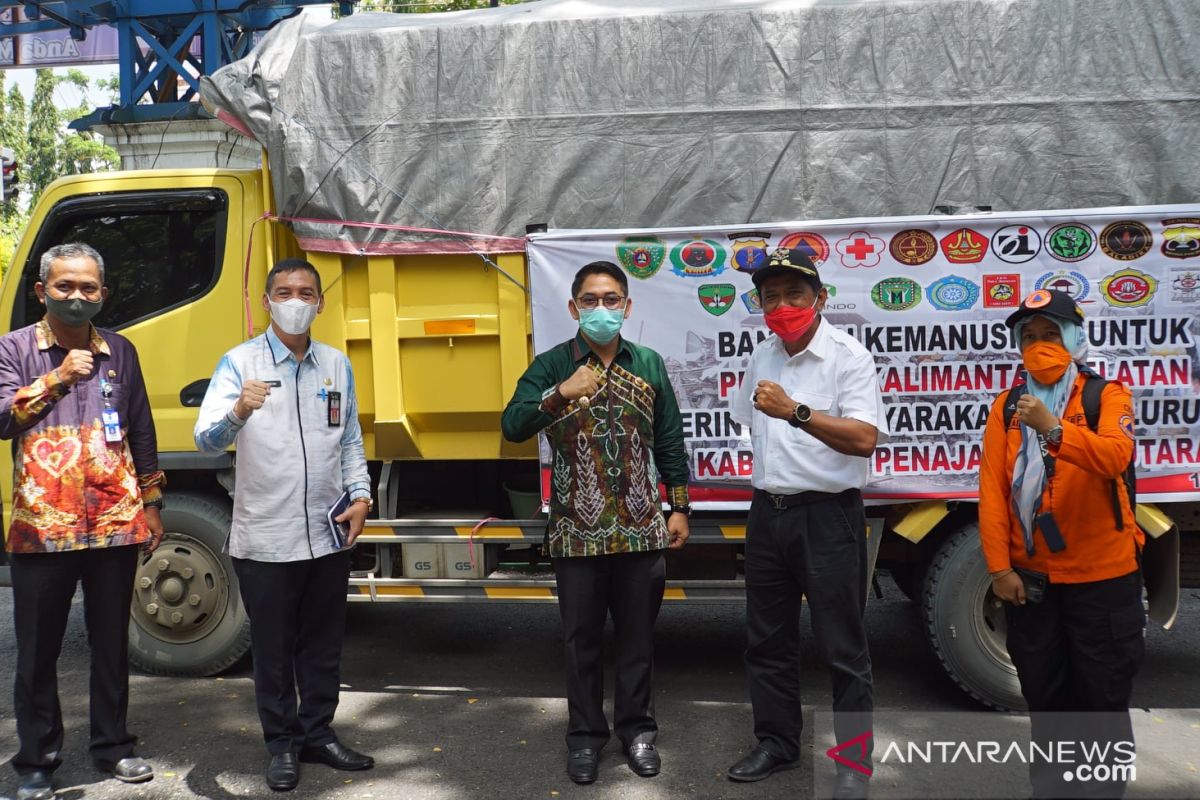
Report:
44,295,103,327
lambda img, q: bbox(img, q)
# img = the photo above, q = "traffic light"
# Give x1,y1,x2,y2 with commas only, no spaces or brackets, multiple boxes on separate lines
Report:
1,147,17,203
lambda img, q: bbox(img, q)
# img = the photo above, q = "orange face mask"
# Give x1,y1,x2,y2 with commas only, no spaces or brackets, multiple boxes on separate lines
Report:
1023,341,1073,384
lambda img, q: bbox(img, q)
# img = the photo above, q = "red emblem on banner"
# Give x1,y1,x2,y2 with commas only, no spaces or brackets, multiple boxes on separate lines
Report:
777,231,830,266
983,274,1021,308
939,228,988,263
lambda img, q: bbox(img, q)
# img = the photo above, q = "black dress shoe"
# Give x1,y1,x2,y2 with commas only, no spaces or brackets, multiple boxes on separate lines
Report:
17,770,55,800
566,748,599,784
833,771,870,799
266,752,300,792
626,743,660,777
727,746,798,782
299,741,374,771
94,756,154,783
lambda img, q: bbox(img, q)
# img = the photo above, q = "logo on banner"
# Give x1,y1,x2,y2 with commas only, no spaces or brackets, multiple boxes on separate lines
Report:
939,228,988,264
870,277,922,311
778,231,830,266
983,274,1021,308
728,231,772,273
1169,268,1199,303
1099,221,1152,261
741,289,763,314
1161,218,1200,259
1100,268,1157,307
889,229,937,265
836,231,885,268
823,284,857,310
926,275,981,311
1046,223,1096,262
1035,270,1091,302
991,225,1041,263
698,284,736,316
615,236,667,280
670,239,727,278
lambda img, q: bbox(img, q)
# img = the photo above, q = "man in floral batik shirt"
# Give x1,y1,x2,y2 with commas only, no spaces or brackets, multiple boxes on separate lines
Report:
502,261,690,786
0,243,165,800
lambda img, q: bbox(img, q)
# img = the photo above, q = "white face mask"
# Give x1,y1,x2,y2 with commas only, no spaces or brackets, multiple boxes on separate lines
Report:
268,298,320,335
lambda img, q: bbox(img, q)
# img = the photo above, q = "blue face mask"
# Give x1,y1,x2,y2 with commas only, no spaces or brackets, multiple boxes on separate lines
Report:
578,306,625,345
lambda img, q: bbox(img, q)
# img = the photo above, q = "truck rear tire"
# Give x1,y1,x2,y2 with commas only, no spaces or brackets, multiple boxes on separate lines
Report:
128,492,251,677
922,523,1026,711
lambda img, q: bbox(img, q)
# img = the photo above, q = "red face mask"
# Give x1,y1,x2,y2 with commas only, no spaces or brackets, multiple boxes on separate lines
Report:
1023,341,1073,384
764,303,818,342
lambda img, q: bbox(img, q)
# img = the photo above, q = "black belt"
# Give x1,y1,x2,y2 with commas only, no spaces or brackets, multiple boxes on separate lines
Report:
754,488,858,510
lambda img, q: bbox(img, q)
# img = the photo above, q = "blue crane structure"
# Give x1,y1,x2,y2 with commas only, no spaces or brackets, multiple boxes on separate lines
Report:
0,1,352,128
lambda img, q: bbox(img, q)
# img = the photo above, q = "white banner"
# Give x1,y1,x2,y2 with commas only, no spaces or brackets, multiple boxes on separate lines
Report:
527,206,1200,507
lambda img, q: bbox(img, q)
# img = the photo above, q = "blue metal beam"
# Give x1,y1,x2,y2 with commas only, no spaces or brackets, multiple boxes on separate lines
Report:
0,1,345,127
0,2,324,31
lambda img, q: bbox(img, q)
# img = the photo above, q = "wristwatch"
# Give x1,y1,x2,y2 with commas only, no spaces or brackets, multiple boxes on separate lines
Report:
352,496,374,511
670,504,692,517
789,402,812,427
144,499,164,510
1045,423,1064,445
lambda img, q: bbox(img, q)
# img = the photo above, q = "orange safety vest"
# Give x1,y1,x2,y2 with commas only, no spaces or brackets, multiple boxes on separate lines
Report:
978,374,1141,584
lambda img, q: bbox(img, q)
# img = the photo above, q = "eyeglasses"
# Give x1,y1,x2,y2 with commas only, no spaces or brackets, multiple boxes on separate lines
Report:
575,293,627,310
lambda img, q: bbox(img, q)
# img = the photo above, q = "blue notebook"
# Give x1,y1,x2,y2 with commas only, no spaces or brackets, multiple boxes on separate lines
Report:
326,491,352,549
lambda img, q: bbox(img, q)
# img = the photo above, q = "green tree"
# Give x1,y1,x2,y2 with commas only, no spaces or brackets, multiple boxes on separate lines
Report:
26,69,59,201
23,69,118,208
0,70,119,274
4,84,28,164
56,69,119,178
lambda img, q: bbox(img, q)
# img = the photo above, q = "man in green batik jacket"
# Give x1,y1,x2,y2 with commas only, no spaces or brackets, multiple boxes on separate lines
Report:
502,260,691,786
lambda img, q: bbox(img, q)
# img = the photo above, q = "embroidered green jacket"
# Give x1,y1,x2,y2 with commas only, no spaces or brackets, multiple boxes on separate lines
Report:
501,333,690,558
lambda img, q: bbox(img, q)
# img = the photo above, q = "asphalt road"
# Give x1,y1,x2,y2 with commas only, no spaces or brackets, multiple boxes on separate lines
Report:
1,580,1198,800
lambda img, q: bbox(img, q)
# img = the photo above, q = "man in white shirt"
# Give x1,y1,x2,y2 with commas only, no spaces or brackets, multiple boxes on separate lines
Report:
725,248,887,800
194,259,374,792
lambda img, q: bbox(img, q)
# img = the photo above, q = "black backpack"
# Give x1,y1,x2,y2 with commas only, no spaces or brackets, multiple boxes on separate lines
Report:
1002,375,1137,530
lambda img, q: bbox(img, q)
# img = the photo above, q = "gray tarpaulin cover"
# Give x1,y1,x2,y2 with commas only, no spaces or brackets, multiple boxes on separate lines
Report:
201,0,1200,255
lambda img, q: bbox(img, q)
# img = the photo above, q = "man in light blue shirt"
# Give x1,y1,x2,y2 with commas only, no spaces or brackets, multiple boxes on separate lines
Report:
195,258,373,792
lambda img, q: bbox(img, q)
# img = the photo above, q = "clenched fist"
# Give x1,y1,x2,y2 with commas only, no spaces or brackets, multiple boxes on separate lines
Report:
233,380,272,420
56,349,94,387
751,380,796,421
1015,394,1058,436
557,365,601,403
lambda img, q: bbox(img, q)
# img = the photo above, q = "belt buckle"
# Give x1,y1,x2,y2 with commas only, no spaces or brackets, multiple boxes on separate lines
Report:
769,493,785,510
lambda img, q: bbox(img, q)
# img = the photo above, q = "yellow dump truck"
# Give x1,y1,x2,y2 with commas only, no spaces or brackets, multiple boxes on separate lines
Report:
0,166,1193,716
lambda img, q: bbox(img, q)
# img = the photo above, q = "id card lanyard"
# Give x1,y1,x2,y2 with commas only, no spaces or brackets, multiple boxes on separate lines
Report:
100,377,122,443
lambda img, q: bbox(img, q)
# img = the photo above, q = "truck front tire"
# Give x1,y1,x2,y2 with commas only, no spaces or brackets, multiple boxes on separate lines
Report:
128,492,251,676
922,523,1026,711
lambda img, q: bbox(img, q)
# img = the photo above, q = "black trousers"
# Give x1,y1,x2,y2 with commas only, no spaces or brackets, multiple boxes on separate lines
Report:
233,550,351,756
1006,570,1145,799
10,545,140,775
553,550,666,752
744,489,873,770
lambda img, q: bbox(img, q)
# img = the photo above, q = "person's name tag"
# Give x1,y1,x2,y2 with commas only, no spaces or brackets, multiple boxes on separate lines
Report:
327,391,342,427
102,408,122,443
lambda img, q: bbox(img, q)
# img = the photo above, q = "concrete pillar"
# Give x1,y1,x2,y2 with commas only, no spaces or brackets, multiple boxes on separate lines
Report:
93,117,261,171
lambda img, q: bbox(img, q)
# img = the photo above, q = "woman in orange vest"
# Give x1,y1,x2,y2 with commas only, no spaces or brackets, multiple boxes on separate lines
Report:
978,288,1144,799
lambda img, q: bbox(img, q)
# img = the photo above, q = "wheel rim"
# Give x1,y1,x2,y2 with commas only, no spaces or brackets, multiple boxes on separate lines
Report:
972,570,1016,672
131,533,229,645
